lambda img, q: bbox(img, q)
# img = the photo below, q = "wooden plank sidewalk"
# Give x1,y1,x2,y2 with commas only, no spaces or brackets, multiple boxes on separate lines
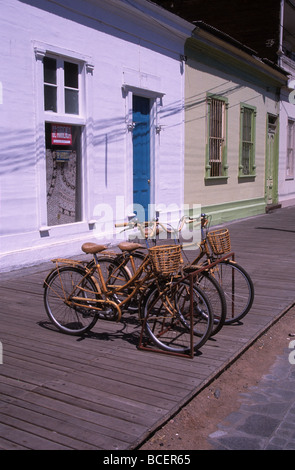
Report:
1,206,295,450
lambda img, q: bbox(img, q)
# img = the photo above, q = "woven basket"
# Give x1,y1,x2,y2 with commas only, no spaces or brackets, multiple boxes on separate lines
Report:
149,244,181,275
207,228,231,255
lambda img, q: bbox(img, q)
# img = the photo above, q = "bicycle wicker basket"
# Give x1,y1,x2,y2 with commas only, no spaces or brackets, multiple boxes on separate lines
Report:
207,228,231,255
149,244,182,276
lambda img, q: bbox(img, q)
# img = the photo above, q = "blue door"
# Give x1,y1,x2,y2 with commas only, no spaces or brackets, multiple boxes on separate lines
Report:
133,95,150,221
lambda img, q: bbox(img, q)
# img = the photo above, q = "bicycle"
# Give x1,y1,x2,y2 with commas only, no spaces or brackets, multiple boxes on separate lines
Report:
179,213,255,324
43,239,214,356
93,217,227,336
110,213,254,325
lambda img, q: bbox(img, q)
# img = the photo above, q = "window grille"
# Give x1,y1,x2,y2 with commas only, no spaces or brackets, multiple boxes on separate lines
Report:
241,108,253,175
287,119,295,179
239,105,256,177
208,98,226,177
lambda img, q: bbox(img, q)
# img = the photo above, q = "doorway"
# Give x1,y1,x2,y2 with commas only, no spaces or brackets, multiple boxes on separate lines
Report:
265,114,279,206
132,95,151,221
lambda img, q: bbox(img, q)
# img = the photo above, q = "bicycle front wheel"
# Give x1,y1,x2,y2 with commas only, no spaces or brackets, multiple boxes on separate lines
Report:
211,260,254,324
141,280,213,354
44,266,99,335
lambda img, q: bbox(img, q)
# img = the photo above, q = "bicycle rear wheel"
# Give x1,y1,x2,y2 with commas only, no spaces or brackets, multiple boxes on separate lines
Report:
44,266,99,335
193,270,227,335
210,260,254,324
141,280,213,354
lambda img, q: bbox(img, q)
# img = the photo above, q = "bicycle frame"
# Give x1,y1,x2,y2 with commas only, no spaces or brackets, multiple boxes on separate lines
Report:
92,250,154,305
43,218,221,357
111,215,236,292
51,246,181,324
47,260,123,320
174,214,234,267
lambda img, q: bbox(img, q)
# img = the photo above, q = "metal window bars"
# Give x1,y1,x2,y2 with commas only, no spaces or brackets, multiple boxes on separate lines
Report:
209,98,225,177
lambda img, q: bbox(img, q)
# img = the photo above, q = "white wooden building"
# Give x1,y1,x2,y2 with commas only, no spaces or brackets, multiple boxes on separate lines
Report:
0,0,194,272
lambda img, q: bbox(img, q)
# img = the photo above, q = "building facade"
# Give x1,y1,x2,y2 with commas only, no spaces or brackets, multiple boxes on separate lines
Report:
0,0,193,272
154,0,295,211
184,24,287,224
277,1,295,206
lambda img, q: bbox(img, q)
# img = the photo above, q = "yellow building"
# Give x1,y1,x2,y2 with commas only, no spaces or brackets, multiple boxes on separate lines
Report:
184,23,287,224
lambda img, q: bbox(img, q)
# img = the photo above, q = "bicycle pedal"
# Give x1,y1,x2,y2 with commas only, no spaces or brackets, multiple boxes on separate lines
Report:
75,307,95,318
97,308,119,321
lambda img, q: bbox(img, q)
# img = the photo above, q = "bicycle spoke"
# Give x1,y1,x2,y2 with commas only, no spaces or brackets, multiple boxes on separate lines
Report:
212,261,254,323
44,266,99,335
142,281,213,354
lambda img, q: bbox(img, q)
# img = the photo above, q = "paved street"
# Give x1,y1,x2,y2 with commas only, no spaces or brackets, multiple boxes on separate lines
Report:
208,341,295,450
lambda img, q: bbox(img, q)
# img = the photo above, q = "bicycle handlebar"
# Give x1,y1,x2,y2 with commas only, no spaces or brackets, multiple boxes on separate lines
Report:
115,214,204,239
114,222,129,228
115,218,159,238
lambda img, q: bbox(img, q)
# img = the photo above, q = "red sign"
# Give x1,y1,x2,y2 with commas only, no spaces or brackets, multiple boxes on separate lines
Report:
51,124,72,145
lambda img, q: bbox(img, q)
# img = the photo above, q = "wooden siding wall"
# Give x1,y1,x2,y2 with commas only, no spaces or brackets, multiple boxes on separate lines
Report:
184,41,279,222
0,0,190,272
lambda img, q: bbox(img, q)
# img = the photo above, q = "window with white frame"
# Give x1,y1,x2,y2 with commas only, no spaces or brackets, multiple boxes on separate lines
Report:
287,119,295,179
43,56,80,115
43,55,83,226
206,96,228,178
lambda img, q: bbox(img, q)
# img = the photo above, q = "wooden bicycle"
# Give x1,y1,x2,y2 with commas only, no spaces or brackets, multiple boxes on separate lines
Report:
179,214,255,324
43,237,214,356
94,217,227,335
102,214,254,326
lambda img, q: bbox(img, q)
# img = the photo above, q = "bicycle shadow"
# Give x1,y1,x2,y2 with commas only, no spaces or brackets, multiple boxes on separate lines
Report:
82,313,142,346
38,312,205,357
38,313,141,347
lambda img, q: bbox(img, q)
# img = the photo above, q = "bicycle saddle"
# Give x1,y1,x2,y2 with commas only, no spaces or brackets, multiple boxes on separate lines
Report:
118,242,144,252
81,243,108,254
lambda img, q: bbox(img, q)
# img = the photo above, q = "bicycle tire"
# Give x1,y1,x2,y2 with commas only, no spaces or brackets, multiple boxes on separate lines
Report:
133,250,226,334
140,280,213,354
193,270,227,335
44,265,99,335
210,260,254,324
133,248,226,335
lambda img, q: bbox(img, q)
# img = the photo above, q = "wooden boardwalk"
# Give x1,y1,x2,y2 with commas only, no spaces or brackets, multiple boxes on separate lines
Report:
1,207,295,450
